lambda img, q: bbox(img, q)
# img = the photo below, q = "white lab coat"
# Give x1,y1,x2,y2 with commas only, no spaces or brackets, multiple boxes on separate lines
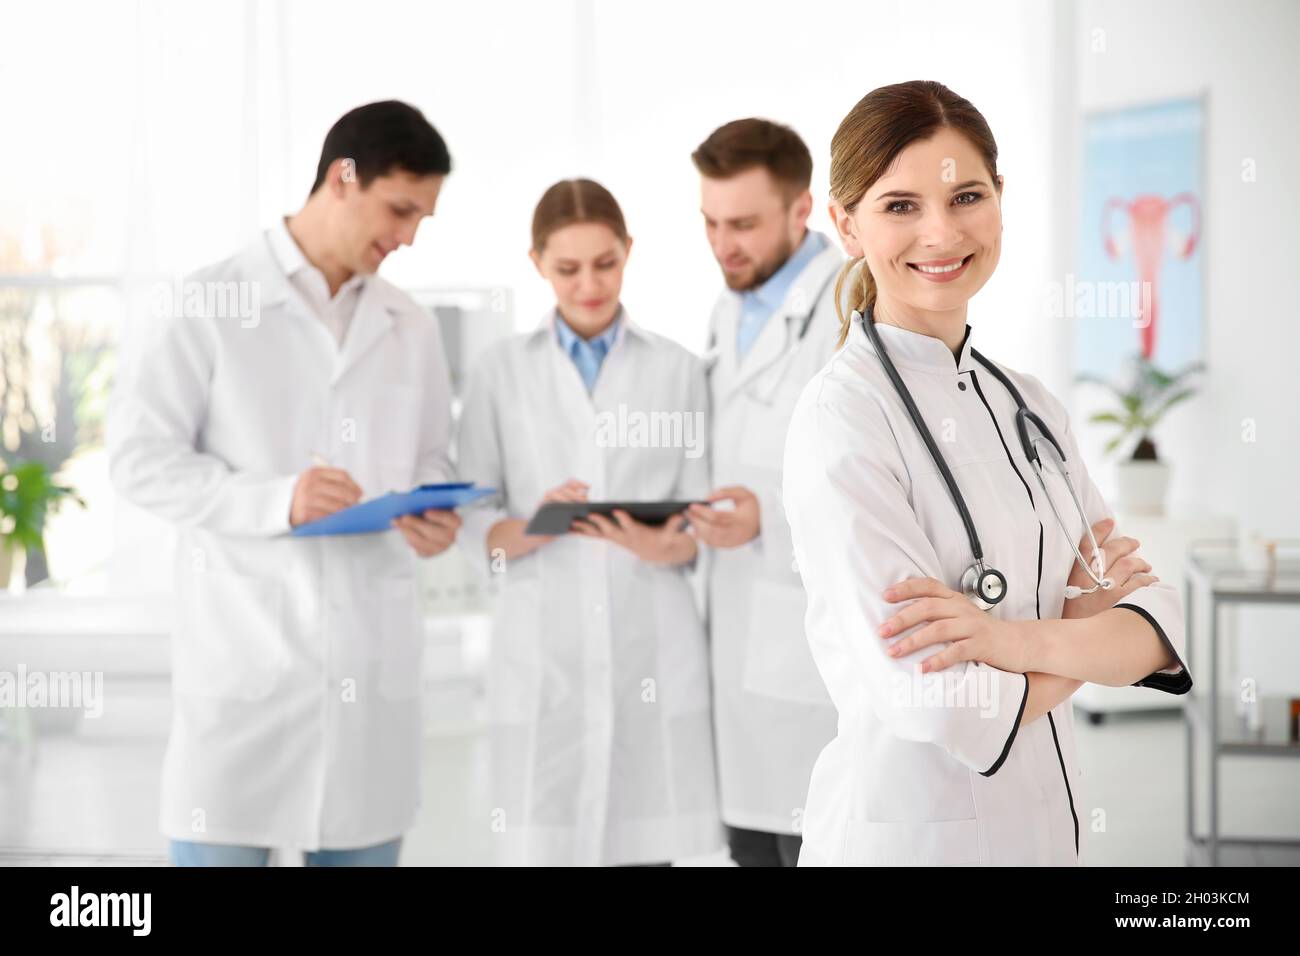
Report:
783,312,1191,866
455,311,722,866
704,234,842,835
108,230,453,850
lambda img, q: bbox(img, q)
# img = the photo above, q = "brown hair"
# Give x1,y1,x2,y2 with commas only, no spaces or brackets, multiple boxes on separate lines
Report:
531,178,629,252
691,118,813,201
830,81,1001,347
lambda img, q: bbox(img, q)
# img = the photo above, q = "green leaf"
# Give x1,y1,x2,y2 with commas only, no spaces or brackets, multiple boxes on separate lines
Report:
1150,387,1196,422
0,459,85,556
1145,365,1174,390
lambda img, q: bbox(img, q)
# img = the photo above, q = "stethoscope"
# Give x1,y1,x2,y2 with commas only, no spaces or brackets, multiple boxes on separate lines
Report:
858,309,1113,610
707,266,839,407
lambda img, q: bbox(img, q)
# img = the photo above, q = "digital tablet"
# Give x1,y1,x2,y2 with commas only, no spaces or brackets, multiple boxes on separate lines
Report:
524,500,706,536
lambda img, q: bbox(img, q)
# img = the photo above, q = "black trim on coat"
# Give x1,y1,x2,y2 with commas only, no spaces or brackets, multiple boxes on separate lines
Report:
980,673,1029,777
1115,603,1194,695
1047,711,1080,852
968,367,1080,855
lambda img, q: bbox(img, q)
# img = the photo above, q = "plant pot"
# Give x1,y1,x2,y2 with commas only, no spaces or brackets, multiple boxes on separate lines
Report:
0,546,11,590
1115,459,1170,516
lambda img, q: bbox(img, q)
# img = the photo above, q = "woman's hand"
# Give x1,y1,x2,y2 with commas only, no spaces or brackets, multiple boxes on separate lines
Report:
1061,517,1158,620
483,479,591,562
532,478,593,550
879,577,1031,674
572,509,697,565
542,479,590,505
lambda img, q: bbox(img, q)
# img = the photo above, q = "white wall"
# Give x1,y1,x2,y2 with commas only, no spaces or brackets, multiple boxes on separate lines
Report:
1074,0,1300,696
1074,0,1300,533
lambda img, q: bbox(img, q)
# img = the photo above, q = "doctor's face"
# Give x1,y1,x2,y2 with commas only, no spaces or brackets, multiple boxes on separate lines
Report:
831,127,1002,319
335,169,444,275
530,221,630,336
700,167,812,292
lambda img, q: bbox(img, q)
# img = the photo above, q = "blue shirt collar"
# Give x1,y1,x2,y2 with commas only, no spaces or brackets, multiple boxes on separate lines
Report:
554,308,622,355
747,230,829,310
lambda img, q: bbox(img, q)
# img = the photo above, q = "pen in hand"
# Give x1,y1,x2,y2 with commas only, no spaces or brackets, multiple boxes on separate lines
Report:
289,452,363,526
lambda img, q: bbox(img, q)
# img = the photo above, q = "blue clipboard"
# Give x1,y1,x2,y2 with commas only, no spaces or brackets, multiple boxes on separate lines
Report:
289,482,496,537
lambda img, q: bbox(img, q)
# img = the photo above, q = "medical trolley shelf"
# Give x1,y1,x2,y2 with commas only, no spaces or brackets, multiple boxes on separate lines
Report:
1183,541,1300,867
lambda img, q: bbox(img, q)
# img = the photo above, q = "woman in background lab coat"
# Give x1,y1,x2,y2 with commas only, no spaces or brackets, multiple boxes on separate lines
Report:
783,82,1190,866
456,179,721,866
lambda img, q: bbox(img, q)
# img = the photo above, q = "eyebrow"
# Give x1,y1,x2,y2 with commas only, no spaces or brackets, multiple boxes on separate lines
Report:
700,210,758,225
555,251,619,265
873,179,987,201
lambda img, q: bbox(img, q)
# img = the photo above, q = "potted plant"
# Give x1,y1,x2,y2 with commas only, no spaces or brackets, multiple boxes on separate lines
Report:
0,460,85,590
1077,356,1202,516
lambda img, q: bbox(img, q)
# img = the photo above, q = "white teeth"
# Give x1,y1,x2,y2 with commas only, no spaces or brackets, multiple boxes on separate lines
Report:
914,258,967,274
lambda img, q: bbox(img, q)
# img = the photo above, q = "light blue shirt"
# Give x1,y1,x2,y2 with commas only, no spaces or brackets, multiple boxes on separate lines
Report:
736,230,829,359
555,310,621,392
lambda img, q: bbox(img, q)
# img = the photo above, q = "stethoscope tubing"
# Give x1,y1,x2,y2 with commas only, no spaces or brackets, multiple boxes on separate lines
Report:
861,311,987,563
859,307,1109,598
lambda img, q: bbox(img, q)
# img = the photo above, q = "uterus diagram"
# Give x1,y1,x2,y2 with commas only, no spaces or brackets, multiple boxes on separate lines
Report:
1101,192,1201,358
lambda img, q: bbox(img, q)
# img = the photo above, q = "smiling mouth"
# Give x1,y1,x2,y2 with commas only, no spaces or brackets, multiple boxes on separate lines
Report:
904,254,977,280
908,254,973,275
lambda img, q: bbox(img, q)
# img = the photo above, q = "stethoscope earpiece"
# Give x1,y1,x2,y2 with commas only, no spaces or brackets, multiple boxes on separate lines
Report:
1063,577,1114,600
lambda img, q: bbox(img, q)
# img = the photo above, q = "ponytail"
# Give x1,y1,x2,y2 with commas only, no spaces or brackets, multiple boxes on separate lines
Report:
833,258,877,348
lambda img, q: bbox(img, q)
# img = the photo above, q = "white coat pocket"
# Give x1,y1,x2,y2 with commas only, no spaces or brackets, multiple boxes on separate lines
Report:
845,818,981,866
174,569,286,701
740,583,831,706
379,576,424,700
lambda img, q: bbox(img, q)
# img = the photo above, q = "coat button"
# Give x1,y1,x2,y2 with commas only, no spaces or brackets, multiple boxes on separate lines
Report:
957,381,968,391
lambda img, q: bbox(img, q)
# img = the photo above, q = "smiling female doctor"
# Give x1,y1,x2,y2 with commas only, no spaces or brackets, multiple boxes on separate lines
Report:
455,179,721,866
782,81,1192,867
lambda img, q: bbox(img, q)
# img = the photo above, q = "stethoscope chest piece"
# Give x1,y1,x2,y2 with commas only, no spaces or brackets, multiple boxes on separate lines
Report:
962,563,1007,611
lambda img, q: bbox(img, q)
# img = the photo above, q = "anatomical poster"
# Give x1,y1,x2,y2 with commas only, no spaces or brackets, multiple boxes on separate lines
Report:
1074,96,1205,377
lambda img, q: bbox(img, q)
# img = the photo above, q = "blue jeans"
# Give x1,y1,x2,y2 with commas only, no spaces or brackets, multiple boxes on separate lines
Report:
170,838,402,867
